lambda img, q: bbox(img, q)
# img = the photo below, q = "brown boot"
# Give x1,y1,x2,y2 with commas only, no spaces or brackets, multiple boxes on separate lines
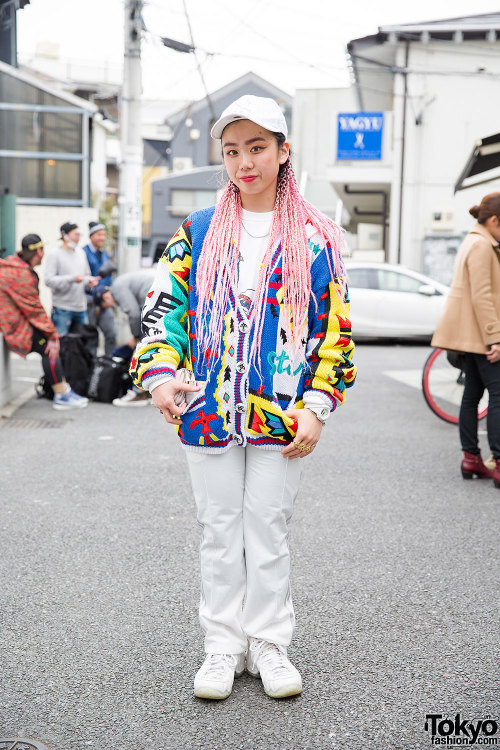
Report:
461,452,494,479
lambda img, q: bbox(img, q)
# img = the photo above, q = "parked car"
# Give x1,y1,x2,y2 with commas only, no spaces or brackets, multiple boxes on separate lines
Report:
345,261,449,340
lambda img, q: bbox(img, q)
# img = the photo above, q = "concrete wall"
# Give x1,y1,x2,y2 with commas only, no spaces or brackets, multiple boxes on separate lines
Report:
0,335,11,408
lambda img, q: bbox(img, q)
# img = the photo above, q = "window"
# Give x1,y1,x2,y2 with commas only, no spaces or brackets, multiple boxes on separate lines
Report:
377,270,424,294
0,70,89,204
0,111,83,153
347,267,377,289
169,188,217,217
0,158,82,201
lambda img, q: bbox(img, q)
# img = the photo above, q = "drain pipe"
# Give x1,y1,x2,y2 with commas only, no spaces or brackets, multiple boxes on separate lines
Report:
397,41,410,265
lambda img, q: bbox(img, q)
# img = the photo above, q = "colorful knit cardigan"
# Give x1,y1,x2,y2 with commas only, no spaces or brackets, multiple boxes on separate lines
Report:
131,207,356,453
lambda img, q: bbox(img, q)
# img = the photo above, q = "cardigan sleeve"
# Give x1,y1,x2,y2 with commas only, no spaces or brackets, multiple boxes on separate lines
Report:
130,219,192,391
304,237,356,412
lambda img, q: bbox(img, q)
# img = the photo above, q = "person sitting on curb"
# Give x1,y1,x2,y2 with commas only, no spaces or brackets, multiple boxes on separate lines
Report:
83,221,117,355
44,221,99,336
0,234,89,410
96,270,155,406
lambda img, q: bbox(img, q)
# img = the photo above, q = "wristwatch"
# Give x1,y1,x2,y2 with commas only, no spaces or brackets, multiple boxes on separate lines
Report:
305,406,330,425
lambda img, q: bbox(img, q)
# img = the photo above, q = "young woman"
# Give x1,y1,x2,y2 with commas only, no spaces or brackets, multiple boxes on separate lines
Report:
432,192,500,485
131,95,356,700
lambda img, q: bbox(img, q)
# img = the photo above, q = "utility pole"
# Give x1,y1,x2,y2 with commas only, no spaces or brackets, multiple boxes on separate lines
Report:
118,0,143,273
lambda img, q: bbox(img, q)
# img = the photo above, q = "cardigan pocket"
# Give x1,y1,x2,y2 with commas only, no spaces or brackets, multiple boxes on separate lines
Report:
245,390,298,443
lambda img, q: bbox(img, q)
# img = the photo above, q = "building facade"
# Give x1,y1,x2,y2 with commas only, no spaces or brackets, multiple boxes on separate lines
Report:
293,13,500,283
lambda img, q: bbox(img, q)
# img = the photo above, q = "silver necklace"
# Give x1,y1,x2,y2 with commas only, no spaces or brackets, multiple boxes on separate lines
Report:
242,222,270,240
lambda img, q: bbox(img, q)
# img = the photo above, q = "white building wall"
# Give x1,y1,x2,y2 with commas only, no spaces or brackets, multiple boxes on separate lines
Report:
91,120,110,207
16,205,98,313
397,40,500,269
295,36,500,275
293,88,357,179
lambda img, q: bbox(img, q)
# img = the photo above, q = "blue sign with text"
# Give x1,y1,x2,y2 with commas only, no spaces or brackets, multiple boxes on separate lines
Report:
337,112,384,160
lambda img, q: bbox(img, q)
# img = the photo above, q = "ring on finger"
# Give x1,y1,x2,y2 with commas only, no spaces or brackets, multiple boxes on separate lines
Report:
293,441,311,453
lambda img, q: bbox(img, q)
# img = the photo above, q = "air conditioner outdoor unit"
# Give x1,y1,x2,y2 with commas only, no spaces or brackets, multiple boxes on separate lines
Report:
172,157,193,173
431,210,455,232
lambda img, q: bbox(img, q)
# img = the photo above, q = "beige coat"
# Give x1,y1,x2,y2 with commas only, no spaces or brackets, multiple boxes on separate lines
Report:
431,223,500,354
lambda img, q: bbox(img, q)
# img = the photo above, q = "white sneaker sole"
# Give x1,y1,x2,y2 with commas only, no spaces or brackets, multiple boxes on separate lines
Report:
194,667,245,700
247,668,302,699
53,401,88,410
112,400,151,407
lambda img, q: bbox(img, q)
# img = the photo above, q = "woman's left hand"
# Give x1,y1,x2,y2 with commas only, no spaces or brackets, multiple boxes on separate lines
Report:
486,343,500,363
281,408,323,460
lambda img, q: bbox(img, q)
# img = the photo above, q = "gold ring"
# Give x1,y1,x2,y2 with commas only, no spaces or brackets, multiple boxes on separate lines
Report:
293,441,310,452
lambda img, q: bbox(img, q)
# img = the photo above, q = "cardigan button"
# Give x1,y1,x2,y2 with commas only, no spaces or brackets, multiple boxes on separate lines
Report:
233,435,243,445
236,361,247,374
238,321,249,333
235,403,245,414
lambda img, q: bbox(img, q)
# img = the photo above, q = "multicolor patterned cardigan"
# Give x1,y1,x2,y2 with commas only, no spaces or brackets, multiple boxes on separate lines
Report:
131,207,356,453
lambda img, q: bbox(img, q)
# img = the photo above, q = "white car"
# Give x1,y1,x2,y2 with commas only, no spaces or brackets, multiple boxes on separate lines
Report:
345,262,449,340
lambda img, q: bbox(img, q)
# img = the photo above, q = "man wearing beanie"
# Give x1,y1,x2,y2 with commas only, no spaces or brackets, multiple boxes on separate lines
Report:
83,221,117,355
45,221,99,335
0,234,88,409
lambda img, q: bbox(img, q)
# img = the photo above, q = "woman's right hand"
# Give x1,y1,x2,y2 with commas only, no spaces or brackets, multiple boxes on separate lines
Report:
486,343,500,363
151,378,200,424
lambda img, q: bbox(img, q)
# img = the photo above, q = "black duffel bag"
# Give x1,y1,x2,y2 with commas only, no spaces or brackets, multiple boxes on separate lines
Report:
87,356,132,403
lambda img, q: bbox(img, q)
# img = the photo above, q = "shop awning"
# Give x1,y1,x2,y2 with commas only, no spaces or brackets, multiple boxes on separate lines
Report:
455,132,500,192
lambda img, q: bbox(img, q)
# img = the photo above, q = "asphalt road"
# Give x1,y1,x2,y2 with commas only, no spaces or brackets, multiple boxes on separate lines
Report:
1,344,498,750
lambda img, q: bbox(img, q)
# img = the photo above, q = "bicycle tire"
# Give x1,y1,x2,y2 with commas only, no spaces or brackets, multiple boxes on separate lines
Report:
422,348,488,424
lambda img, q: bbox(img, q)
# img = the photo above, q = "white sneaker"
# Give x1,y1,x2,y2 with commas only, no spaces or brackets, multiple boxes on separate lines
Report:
112,389,151,407
246,639,302,698
194,652,246,700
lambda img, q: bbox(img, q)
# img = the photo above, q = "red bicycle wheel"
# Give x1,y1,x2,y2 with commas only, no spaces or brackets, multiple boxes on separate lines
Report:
422,348,488,424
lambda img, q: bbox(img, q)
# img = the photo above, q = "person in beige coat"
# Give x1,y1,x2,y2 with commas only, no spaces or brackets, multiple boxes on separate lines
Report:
432,192,500,486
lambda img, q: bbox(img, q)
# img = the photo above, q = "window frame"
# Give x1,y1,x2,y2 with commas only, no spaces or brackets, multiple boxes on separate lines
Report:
0,101,90,205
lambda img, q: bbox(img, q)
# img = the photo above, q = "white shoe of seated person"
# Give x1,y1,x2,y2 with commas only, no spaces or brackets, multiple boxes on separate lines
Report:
194,652,246,700
112,389,151,407
246,639,302,699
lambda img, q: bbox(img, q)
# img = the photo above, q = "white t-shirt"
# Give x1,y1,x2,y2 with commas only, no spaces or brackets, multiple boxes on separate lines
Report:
237,208,273,315
237,208,331,420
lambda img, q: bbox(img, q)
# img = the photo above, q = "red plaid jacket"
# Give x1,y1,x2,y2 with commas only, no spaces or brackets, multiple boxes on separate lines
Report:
0,255,57,356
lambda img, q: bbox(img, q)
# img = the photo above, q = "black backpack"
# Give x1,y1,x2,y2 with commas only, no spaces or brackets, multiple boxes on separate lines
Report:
87,356,132,402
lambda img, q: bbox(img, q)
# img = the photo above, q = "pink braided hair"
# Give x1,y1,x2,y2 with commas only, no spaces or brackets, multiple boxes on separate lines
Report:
195,159,347,371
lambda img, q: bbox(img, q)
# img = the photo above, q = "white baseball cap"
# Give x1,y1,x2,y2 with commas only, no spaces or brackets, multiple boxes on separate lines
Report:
210,95,288,140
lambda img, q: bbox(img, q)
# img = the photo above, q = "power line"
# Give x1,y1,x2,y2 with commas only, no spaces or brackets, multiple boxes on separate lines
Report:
181,0,215,120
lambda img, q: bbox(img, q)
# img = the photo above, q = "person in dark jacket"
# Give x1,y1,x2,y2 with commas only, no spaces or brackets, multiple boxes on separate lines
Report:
82,221,117,355
0,234,88,410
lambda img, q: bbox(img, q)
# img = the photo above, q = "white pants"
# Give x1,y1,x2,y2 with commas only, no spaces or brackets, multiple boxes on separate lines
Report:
186,445,303,654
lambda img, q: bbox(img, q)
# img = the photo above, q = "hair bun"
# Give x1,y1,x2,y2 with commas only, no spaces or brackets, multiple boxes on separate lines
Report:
469,205,480,219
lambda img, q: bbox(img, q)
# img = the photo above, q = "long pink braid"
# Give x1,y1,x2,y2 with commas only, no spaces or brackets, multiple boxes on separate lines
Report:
195,159,347,371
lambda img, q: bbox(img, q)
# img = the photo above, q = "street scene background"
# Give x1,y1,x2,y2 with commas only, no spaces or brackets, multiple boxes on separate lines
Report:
1,1,500,748
1,344,498,749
